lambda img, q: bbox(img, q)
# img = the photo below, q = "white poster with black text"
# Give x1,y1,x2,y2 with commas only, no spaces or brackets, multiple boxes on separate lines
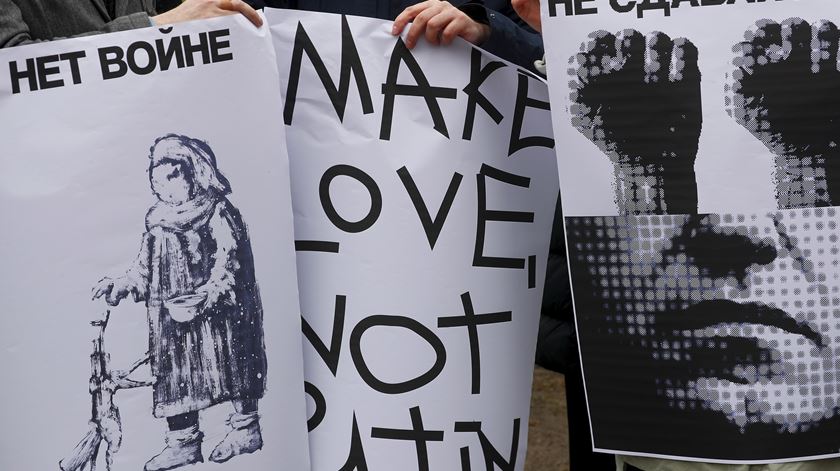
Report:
0,15,311,471
269,9,559,471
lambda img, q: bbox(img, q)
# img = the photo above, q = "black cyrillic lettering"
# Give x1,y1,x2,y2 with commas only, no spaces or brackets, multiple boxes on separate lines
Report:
9,58,37,94
37,54,63,90
575,0,598,14
610,0,636,13
59,51,86,85
98,47,128,80
182,32,210,67
636,0,671,17
548,0,573,15
209,28,233,63
156,36,185,71
127,41,157,75
548,0,597,16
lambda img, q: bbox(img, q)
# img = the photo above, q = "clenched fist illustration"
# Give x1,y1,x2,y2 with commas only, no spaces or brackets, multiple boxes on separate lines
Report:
570,30,702,215
728,18,840,208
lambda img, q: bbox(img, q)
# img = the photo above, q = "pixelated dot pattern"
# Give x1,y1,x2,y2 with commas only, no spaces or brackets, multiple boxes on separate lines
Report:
567,209,840,432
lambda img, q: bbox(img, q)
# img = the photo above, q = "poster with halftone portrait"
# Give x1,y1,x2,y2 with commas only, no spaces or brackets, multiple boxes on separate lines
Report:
0,15,310,471
541,0,840,463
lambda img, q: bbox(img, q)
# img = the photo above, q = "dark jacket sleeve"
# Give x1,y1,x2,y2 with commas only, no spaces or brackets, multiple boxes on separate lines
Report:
541,191,572,321
0,0,153,48
534,191,575,373
458,0,544,74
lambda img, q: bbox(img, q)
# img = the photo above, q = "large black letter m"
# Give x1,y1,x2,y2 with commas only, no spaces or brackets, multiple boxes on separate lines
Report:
284,15,374,125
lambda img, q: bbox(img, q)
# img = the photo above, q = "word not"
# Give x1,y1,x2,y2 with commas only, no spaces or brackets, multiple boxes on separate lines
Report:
302,291,511,399
548,0,784,18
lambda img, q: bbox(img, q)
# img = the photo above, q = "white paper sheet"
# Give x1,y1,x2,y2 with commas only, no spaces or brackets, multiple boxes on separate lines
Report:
0,15,310,471
269,9,559,471
542,0,840,463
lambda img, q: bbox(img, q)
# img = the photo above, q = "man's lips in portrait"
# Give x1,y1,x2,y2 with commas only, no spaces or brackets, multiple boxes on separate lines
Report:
651,300,827,385
656,299,826,348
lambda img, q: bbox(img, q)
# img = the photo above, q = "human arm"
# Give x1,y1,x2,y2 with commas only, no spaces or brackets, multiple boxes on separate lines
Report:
0,0,261,48
153,0,262,27
0,0,153,48
392,0,490,48
391,0,544,74
194,204,240,309
510,0,539,32
92,232,153,306
461,0,544,73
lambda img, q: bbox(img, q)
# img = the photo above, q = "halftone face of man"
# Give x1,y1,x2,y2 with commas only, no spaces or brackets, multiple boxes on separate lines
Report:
567,209,840,433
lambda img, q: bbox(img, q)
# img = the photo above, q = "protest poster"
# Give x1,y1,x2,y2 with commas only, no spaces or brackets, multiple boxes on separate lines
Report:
541,0,840,463
0,15,310,471
268,9,559,470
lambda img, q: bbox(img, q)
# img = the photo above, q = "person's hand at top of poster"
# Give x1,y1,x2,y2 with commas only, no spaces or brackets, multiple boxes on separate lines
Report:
392,0,490,49
511,0,541,32
569,30,702,215
153,0,263,27
728,18,840,209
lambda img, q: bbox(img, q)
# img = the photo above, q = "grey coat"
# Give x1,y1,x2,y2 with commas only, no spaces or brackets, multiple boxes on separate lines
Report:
0,0,156,48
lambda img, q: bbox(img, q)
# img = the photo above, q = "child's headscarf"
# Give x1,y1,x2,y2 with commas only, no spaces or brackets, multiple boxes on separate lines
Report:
149,134,232,196
145,134,232,231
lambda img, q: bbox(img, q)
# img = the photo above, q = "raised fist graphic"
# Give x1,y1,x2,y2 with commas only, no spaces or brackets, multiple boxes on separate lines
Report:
570,30,702,215
728,18,840,208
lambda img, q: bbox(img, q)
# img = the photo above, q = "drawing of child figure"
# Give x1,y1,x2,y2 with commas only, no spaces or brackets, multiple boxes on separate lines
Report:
92,134,267,471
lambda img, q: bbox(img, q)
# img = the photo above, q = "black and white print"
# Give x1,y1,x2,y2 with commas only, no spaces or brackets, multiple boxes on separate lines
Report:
0,16,309,470
89,135,266,471
567,210,840,459
569,29,701,214
542,0,840,461
728,19,840,209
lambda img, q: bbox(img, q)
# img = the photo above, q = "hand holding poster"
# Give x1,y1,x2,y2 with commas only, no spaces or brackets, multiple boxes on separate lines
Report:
268,10,558,471
0,16,310,471
541,0,840,463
